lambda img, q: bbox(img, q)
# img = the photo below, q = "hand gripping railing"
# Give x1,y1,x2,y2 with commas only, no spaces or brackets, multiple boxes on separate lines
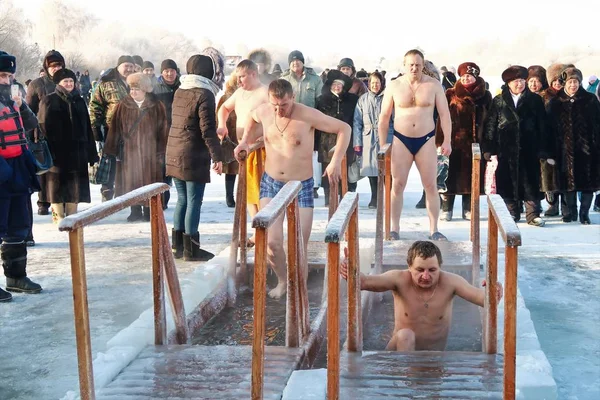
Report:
57,183,187,400
483,194,522,400
324,192,361,400
250,181,309,400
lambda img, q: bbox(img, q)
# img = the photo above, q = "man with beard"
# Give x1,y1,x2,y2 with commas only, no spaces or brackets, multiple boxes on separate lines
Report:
340,241,502,350
89,55,135,202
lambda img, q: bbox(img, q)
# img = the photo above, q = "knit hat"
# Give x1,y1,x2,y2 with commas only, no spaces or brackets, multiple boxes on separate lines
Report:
527,65,548,89
0,51,16,74
43,50,65,69
117,55,135,67
52,68,77,85
560,67,583,84
501,65,528,83
546,63,574,85
126,72,153,93
186,55,214,79
457,62,480,78
288,50,305,65
142,61,154,70
132,55,144,67
160,59,177,72
200,47,225,89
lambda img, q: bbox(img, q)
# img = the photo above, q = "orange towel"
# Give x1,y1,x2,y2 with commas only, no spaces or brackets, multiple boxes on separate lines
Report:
246,149,265,205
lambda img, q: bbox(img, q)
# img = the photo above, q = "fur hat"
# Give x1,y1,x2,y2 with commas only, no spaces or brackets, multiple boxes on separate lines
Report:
0,51,16,74
132,55,144,67
126,72,153,93
527,65,548,88
325,69,352,93
247,48,272,71
560,67,583,84
457,62,480,78
43,50,65,69
501,65,528,83
52,68,77,85
546,63,574,85
200,47,225,89
186,55,214,80
117,55,135,67
142,61,154,70
288,50,305,65
423,60,440,81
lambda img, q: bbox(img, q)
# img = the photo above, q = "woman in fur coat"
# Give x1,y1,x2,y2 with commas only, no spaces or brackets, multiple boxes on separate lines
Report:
103,73,169,222
216,73,239,208
482,66,554,226
38,69,99,223
435,62,492,221
547,67,600,224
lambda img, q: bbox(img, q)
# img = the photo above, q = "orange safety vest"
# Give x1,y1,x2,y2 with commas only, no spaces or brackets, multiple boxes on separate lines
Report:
0,104,27,159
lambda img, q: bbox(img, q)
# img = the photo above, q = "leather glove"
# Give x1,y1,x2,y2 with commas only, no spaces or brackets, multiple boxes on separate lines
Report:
483,152,492,161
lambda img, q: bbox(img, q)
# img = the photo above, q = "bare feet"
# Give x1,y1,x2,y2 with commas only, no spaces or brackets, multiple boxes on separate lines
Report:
268,282,287,299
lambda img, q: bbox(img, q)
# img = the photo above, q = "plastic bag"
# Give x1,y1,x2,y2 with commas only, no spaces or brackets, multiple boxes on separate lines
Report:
485,156,498,195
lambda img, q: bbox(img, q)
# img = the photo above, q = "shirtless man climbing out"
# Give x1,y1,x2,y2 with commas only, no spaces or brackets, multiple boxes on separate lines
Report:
340,241,502,351
378,49,452,241
234,79,351,299
217,59,269,244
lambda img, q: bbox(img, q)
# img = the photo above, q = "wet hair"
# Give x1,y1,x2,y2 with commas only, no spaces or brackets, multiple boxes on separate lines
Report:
404,49,425,61
406,241,443,267
268,79,293,99
236,59,258,73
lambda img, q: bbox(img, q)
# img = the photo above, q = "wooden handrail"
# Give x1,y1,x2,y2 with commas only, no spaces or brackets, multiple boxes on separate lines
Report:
324,192,360,400
484,194,521,400
251,181,306,400
326,147,349,220
375,143,392,270
471,144,481,284
57,183,187,400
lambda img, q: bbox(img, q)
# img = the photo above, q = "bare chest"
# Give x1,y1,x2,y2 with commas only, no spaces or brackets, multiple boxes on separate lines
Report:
394,289,453,325
394,83,435,109
264,118,312,149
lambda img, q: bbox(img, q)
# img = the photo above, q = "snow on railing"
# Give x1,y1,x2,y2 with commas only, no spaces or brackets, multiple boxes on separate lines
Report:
324,192,361,400
57,183,187,400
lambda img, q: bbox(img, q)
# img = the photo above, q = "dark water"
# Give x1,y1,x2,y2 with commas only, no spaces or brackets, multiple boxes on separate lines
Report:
192,269,326,346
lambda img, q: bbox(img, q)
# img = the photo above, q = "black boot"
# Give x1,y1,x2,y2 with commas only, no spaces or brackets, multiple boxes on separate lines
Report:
127,205,144,222
225,174,236,208
416,190,426,209
142,206,151,222
172,229,184,259
545,192,559,216
562,192,578,223
2,241,42,294
162,190,170,210
440,194,454,221
368,177,378,209
579,192,593,225
183,232,214,262
462,194,472,220
0,287,11,302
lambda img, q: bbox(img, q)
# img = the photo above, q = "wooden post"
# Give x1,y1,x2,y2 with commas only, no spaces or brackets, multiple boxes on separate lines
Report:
375,156,385,272
68,228,96,400
341,156,348,197
384,152,392,240
328,175,339,220
471,146,481,284
150,195,167,345
485,209,498,354
327,242,340,400
504,246,518,400
347,208,361,352
286,200,301,347
239,157,248,286
251,227,268,400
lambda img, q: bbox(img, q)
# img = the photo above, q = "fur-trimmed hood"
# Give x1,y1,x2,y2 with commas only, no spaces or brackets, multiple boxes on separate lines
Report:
247,48,272,71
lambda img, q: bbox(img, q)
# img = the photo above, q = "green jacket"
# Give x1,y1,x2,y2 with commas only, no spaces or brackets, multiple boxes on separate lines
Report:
280,67,323,108
88,68,129,141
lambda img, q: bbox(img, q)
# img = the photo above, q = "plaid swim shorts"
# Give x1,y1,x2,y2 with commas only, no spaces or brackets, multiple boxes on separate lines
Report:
260,172,314,208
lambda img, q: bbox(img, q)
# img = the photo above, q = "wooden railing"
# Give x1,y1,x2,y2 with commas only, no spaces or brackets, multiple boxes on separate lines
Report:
250,181,309,400
326,146,350,220
375,143,392,269
324,192,361,400
471,143,481,283
484,194,521,400
57,183,187,400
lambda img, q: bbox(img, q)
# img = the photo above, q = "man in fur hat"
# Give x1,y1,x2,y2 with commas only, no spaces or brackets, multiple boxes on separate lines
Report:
247,48,275,85
89,55,135,202
338,57,367,97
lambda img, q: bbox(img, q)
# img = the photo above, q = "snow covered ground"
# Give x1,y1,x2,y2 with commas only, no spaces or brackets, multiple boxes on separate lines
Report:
0,165,598,399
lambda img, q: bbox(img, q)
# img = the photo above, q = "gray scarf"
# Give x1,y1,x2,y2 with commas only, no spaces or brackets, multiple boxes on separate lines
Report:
179,74,220,96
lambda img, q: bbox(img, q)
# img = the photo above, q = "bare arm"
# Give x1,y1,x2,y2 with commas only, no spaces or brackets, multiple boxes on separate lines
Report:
234,107,263,160
453,274,503,307
378,86,394,147
339,248,400,293
309,108,350,165
435,84,452,156
217,91,236,134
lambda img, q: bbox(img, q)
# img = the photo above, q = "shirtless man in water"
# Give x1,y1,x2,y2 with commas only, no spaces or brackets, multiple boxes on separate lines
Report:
378,49,452,241
217,60,269,240
341,241,502,351
234,79,351,298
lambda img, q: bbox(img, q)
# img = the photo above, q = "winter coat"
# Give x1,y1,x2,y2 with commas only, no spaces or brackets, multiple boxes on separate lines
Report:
539,87,559,108
153,76,181,127
353,90,393,176
103,94,168,200
586,80,599,96
26,75,56,115
88,68,130,142
349,78,368,97
316,89,358,164
435,78,492,194
166,75,223,183
482,88,551,202
80,74,91,93
37,87,99,203
547,88,600,192
280,67,323,108
216,89,239,175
